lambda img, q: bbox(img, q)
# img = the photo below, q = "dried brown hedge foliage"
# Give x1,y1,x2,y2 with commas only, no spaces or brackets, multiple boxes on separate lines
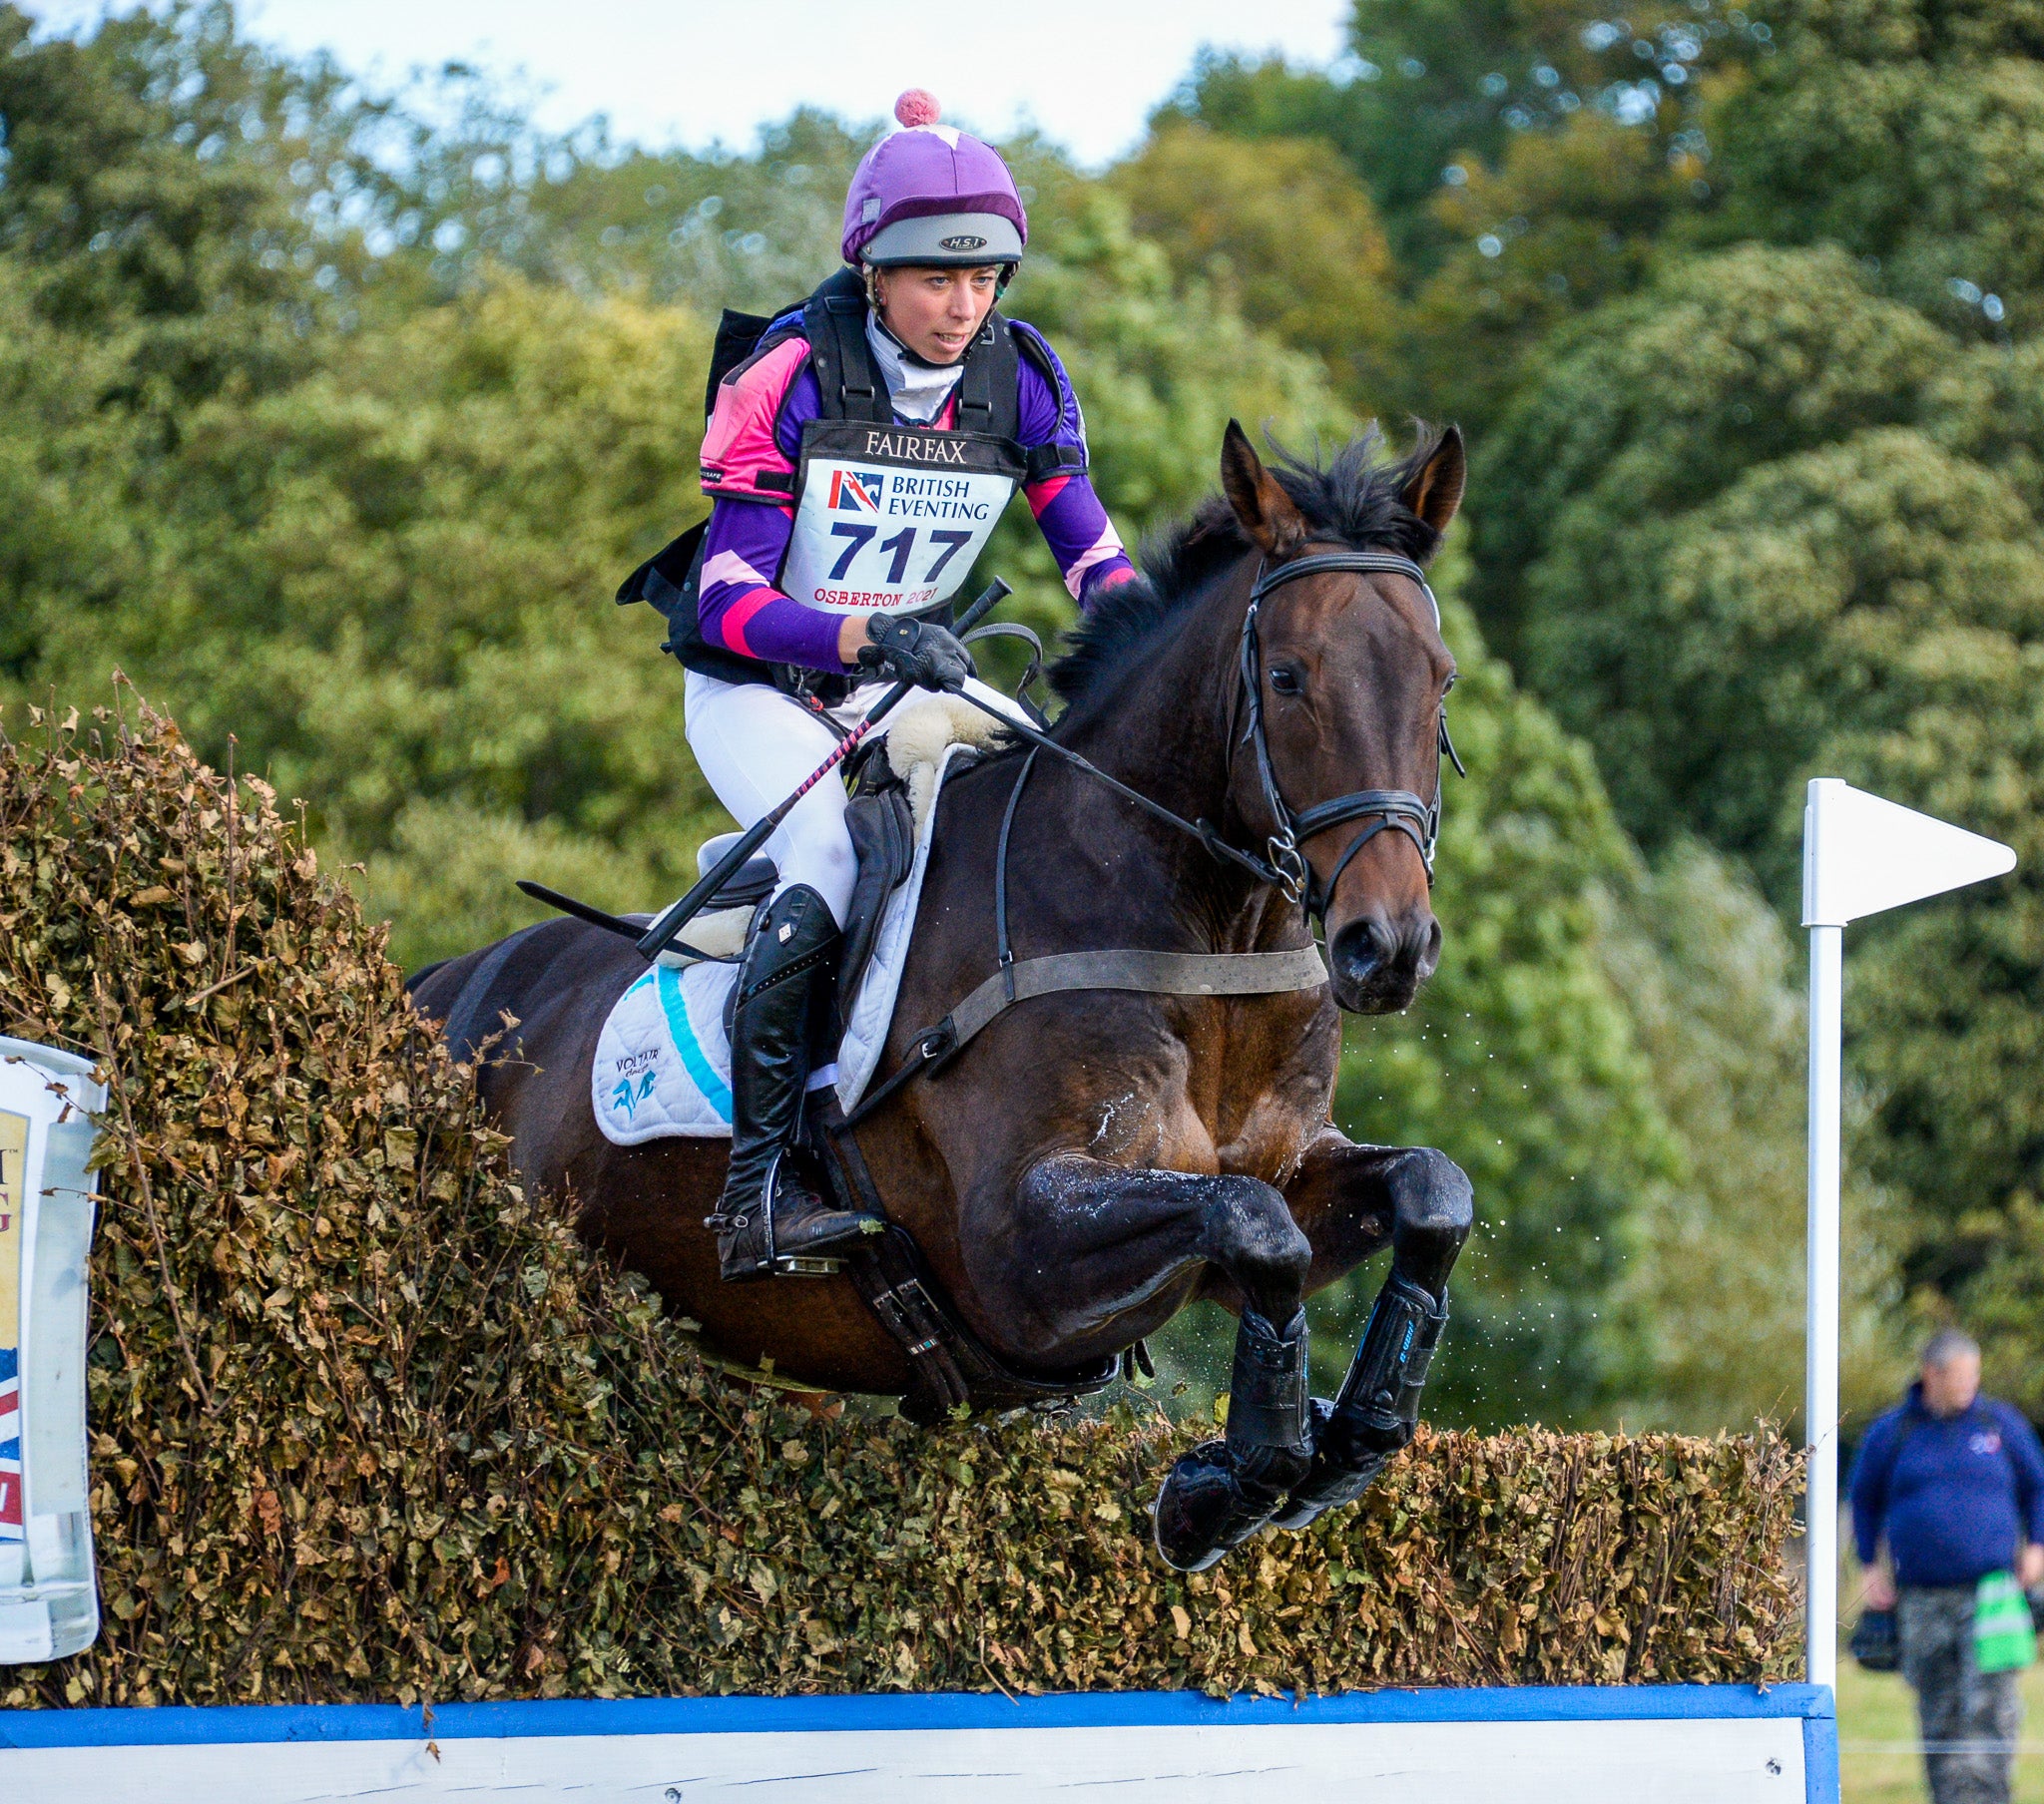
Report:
0,697,1802,1708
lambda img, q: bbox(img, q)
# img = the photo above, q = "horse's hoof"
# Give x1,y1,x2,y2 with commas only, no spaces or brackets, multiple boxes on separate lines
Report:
1270,1466,1380,1533
1152,1440,1295,1573
1270,1398,1396,1532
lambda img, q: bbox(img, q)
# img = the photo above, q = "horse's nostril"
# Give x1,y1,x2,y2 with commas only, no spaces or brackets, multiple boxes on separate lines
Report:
1334,917,1439,992
1333,920,1393,986
1420,917,1443,970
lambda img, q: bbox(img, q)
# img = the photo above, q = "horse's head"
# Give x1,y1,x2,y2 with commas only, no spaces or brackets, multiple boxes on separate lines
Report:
1219,419,1464,1014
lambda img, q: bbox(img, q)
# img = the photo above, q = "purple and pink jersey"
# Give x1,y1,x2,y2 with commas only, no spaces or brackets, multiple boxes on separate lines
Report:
697,314,1135,673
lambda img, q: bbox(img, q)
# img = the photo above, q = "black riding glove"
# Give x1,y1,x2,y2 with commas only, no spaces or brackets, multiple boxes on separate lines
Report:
857,614,976,691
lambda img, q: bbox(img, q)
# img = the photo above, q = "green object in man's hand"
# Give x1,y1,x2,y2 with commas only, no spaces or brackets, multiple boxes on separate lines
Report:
1975,1571,2038,1673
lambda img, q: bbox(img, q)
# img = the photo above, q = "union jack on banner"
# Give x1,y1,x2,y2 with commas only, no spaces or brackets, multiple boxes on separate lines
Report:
0,1354,20,1541
827,468,886,512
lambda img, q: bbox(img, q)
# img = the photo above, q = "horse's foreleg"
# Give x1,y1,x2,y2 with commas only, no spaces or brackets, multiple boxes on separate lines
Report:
1271,1133,1474,1533
997,1155,1314,1574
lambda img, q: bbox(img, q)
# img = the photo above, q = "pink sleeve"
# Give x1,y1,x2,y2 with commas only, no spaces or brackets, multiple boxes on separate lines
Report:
1026,471,1137,606
700,337,807,502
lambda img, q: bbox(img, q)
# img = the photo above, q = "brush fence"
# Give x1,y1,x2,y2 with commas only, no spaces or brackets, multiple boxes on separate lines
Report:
0,1682,1838,1802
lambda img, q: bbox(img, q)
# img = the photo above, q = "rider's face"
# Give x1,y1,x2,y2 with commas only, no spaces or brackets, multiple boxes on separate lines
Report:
874,265,1001,363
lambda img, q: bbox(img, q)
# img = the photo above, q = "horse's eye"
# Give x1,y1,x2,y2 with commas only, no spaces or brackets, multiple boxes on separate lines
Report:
1269,665,1302,696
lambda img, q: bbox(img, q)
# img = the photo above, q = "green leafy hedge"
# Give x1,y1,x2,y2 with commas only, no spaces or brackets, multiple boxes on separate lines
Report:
0,699,1801,1708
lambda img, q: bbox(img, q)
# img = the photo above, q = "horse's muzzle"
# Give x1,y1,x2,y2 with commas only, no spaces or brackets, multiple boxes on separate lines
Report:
1326,911,1441,1013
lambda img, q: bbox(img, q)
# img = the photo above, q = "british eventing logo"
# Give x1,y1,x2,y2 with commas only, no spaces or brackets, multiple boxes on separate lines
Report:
827,469,886,512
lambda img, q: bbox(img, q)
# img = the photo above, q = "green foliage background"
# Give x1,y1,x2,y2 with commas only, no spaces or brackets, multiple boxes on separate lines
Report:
10,0,2034,1435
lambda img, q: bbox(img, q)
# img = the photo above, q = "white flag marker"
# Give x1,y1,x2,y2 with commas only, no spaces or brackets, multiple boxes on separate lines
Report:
1802,779,2016,1690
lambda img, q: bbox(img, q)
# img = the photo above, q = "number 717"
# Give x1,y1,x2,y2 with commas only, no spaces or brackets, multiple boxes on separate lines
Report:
827,525,973,583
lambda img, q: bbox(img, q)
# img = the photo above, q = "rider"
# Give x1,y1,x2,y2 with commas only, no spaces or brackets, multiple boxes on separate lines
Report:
677,92,1142,1281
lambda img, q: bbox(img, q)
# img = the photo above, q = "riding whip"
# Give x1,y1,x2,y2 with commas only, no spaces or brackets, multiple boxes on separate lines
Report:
629,578,1012,964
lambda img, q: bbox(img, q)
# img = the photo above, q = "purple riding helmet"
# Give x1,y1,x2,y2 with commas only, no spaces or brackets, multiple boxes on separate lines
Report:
841,91,1028,269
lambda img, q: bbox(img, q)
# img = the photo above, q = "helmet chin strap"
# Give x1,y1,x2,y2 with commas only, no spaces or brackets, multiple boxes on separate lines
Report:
867,307,961,372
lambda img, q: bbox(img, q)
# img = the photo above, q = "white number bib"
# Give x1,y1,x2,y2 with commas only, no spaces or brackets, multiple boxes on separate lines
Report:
780,422,1024,617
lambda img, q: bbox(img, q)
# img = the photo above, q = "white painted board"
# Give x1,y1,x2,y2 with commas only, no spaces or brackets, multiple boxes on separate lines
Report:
0,1685,1839,1804
0,1714,1806,1803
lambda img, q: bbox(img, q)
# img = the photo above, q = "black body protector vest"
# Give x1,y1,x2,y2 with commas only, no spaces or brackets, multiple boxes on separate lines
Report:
619,266,1083,692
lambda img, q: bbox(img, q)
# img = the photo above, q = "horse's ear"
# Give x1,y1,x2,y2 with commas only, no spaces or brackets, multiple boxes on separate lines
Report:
1400,424,1466,538
1221,419,1308,556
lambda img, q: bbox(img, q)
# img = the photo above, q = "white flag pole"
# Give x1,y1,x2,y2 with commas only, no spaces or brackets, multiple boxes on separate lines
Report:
1804,918,1842,1691
1800,777,2016,1688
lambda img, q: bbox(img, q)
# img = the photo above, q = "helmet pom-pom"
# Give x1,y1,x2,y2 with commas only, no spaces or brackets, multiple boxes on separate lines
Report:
894,90,940,129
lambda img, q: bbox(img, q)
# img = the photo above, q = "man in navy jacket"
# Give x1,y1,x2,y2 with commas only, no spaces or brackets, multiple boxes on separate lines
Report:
1851,1329,2044,1804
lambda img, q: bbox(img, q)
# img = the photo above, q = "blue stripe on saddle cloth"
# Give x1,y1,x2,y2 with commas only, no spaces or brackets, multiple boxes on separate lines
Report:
592,960,737,1142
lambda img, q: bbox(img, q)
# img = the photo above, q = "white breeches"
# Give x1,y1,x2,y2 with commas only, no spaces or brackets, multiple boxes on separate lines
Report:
684,670,1030,927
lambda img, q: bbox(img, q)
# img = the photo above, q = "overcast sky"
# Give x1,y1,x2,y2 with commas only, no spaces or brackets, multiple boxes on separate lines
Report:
24,1,1354,167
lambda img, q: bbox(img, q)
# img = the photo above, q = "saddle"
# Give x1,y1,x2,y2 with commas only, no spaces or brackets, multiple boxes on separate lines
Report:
652,785,907,1025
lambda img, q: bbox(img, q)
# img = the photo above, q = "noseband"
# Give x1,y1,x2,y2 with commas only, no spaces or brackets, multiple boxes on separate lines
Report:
1239,551,1464,923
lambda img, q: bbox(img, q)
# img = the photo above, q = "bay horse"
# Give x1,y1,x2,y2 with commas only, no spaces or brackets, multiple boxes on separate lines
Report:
411,422,1475,1572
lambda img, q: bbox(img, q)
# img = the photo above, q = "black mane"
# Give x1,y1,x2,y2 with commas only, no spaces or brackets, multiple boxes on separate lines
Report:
1048,427,1447,708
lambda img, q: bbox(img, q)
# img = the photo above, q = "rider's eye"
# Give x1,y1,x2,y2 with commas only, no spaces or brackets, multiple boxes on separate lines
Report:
1269,666,1302,696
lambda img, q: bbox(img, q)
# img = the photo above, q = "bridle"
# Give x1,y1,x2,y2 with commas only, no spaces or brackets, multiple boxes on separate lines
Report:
933,545,1464,933
1235,550,1464,923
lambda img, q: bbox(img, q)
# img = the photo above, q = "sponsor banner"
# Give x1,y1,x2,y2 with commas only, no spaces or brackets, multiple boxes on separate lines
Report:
0,1108,22,1345
0,1109,22,1545
0,1040,107,1658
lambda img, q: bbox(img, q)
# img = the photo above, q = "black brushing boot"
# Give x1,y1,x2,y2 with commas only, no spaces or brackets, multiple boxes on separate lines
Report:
1152,1307,1313,1573
1271,1271,1448,1532
708,884,878,1280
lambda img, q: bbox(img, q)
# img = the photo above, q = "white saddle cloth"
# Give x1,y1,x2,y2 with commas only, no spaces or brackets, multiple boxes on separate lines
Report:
593,698,996,1145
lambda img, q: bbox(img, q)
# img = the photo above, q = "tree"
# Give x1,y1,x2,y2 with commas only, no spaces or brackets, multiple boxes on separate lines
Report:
1471,244,1948,693
381,95,866,318
1600,841,1904,1430
1107,122,1399,407
1404,109,1694,430
1705,0,2044,338
6,276,729,966
1163,0,1751,270
0,1,384,415
1473,236,2044,1409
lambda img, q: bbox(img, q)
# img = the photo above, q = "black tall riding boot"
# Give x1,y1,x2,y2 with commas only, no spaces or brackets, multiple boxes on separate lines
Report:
709,884,878,1280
